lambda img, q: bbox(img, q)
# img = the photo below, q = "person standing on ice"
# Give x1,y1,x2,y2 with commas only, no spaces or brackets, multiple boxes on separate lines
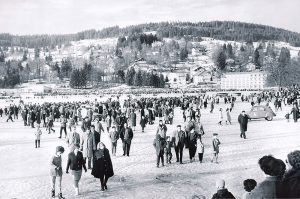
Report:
225,108,232,125
120,122,133,156
66,143,87,196
66,126,81,152
50,146,65,199
153,134,166,168
58,115,67,139
172,125,185,164
81,127,96,169
238,110,249,139
211,133,221,164
34,124,42,148
92,142,114,191
109,126,119,156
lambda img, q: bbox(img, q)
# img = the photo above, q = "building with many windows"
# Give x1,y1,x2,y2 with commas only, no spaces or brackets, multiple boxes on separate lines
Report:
220,72,267,90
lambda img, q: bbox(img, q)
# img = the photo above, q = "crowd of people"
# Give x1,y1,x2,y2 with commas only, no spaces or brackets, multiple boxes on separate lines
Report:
1,87,300,198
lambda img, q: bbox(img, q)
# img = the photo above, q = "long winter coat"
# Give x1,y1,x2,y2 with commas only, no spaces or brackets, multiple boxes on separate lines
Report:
238,114,249,131
81,131,96,158
277,168,300,198
130,112,137,127
105,116,112,128
91,148,114,178
153,135,166,156
35,128,42,140
251,176,278,199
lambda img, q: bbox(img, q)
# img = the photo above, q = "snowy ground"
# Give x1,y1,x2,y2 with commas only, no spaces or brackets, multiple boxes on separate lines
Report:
0,99,299,199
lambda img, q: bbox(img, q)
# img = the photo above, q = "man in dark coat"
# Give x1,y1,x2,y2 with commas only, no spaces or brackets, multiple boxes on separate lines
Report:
120,123,133,156
81,117,91,132
238,110,249,139
153,134,166,168
172,125,185,164
91,125,100,148
291,103,299,122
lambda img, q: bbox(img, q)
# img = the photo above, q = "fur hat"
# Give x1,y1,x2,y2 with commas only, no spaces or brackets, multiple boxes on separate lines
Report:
287,150,300,169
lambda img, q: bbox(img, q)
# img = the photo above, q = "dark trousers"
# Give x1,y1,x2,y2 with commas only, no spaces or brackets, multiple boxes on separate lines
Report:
175,143,184,163
165,151,172,163
111,142,117,155
122,140,131,156
6,116,14,122
35,140,40,148
31,121,35,128
157,151,164,166
198,153,203,162
189,144,197,160
240,129,246,139
99,174,109,189
14,114,18,119
23,119,27,126
59,126,67,137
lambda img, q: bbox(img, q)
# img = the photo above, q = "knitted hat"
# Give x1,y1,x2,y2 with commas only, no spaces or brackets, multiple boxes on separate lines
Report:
287,150,300,169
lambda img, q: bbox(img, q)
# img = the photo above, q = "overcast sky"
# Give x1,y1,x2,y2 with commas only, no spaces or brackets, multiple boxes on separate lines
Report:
0,0,299,35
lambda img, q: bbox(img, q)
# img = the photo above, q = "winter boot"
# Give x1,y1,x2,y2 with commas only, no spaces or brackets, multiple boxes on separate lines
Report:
51,189,55,198
58,193,65,199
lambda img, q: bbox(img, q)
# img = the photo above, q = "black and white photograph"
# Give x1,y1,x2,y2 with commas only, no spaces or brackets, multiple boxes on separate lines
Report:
1,0,300,198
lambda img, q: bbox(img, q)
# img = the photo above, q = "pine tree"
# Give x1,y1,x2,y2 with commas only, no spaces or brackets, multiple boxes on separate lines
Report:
134,70,143,86
215,50,227,70
254,48,261,68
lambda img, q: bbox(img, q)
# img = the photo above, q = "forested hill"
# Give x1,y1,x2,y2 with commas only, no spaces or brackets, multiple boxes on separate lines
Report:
1,21,300,48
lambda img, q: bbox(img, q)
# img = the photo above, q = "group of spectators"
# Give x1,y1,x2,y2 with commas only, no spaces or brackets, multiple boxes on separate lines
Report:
1,87,300,198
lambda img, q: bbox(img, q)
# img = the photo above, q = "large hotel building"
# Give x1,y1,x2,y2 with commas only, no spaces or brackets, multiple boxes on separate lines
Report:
220,72,267,90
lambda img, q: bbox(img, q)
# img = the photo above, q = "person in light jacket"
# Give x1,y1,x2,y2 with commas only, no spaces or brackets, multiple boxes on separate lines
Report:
35,124,42,148
226,108,232,125
196,136,204,163
251,155,286,198
66,126,81,152
109,126,119,156
50,146,65,199
211,133,221,164
81,128,96,169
